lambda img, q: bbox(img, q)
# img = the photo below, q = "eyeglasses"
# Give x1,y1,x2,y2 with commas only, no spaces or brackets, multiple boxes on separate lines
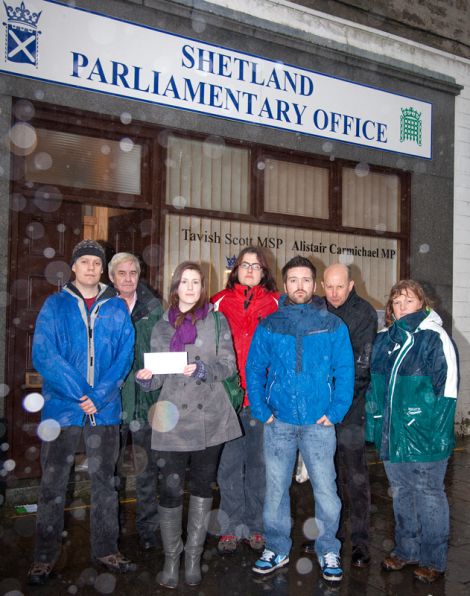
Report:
239,262,262,271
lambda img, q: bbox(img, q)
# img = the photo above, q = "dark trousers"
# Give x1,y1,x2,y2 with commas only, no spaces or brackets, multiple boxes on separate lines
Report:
156,445,222,508
34,424,120,563
217,407,265,538
118,423,159,538
335,397,371,547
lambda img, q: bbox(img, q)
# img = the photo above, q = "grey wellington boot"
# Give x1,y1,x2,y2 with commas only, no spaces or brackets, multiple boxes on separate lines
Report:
184,495,213,586
157,505,183,589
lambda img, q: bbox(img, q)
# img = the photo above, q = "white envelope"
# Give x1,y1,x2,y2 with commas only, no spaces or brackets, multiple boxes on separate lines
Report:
144,352,187,374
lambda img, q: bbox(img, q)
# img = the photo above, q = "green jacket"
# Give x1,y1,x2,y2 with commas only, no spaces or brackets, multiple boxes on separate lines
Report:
365,309,458,463
121,283,163,424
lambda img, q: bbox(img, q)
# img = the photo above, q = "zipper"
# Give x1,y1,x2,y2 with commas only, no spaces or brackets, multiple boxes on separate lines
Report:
387,330,414,456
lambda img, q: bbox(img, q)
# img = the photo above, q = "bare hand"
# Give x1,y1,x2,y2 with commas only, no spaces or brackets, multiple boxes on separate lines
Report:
79,395,97,415
136,368,153,380
265,415,275,424
316,415,333,426
183,364,197,377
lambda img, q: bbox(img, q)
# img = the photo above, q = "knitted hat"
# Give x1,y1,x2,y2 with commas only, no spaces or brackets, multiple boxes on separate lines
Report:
71,239,106,266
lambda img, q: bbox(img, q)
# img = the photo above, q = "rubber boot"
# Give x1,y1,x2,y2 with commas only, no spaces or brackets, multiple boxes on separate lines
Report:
184,495,213,586
157,505,183,589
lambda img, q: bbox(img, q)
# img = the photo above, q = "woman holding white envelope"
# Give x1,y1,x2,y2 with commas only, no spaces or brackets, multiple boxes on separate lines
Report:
136,261,241,589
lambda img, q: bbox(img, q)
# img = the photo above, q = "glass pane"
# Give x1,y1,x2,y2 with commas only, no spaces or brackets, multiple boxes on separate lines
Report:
25,129,141,194
264,158,329,219
164,213,399,309
166,135,250,214
342,167,400,232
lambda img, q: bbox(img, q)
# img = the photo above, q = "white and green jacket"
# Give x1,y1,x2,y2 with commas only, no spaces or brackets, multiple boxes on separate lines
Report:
366,309,458,463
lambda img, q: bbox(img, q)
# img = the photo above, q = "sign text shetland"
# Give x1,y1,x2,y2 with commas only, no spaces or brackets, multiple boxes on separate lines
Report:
1,0,431,157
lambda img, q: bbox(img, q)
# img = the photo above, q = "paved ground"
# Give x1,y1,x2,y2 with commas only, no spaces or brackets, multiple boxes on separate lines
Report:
1,438,469,595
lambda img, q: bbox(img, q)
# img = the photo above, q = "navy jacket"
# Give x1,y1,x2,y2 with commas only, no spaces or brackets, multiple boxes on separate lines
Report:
246,295,354,425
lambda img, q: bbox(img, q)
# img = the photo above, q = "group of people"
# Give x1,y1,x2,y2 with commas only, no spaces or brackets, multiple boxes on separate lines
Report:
28,239,458,588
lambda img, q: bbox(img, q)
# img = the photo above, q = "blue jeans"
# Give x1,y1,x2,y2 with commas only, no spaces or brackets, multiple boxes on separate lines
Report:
217,407,265,538
263,418,341,556
384,459,449,572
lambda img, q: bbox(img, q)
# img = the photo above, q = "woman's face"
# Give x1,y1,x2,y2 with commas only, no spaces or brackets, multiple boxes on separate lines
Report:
178,269,202,312
237,252,263,288
392,290,423,320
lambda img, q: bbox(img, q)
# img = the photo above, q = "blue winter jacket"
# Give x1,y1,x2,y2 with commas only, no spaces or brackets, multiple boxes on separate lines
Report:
32,283,134,426
246,295,354,425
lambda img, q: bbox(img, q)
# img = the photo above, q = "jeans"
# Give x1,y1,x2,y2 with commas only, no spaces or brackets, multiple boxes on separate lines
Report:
384,459,449,572
336,415,370,546
263,418,341,556
156,444,222,508
119,423,159,538
217,407,265,538
34,424,120,563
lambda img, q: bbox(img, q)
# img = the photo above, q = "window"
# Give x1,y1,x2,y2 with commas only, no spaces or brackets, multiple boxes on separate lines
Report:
24,129,142,194
264,158,329,219
166,135,250,213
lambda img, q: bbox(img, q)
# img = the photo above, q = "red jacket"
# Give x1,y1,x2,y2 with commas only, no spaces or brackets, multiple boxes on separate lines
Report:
211,284,279,407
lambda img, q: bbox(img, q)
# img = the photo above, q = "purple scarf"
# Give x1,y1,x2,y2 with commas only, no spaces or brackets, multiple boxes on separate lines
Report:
168,303,209,352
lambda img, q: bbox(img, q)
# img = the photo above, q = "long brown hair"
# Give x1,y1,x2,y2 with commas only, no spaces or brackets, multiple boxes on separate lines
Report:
169,261,208,326
385,279,432,327
226,246,277,291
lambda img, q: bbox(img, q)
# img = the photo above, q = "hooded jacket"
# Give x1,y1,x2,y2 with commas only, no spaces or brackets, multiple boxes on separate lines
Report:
211,284,279,406
32,282,134,426
365,309,458,463
120,282,163,424
246,295,354,425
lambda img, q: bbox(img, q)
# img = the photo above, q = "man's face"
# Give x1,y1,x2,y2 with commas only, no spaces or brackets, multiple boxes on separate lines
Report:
284,266,316,304
111,259,139,299
72,255,103,289
322,268,354,308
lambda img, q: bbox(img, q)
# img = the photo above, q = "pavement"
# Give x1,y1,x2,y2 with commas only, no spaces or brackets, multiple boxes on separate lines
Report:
1,438,469,595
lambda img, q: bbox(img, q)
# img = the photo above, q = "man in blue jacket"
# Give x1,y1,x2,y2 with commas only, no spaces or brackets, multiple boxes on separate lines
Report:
28,240,135,585
247,256,354,582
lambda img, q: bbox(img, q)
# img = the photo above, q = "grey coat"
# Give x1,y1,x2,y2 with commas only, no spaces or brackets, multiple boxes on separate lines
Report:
144,307,242,452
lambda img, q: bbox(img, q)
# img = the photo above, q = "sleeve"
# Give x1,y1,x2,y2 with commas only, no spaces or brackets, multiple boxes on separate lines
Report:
88,304,135,410
325,321,355,424
245,325,273,423
204,313,237,384
32,296,92,402
135,318,167,392
429,329,458,399
353,306,378,399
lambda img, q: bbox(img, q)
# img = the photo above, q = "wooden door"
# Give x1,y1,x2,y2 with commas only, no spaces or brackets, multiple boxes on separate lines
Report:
6,200,83,478
108,210,157,285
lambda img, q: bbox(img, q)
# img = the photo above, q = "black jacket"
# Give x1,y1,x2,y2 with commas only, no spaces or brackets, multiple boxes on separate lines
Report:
326,288,377,424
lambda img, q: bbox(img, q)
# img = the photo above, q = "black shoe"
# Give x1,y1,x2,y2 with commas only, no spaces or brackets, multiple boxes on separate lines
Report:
351,545,371,568
140,533,159,551
94,552,137,573
28,562,53,585
301,540,316,555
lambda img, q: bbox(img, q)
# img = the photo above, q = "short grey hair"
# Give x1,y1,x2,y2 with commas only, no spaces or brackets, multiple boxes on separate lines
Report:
108,252,141,279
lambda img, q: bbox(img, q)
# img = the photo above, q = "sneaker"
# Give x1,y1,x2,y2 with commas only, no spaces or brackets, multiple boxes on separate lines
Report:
246,532,265,551
318,552,343,582
217,534,239,554
28,561,53,585
94,552,137,573
252,548,289,575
